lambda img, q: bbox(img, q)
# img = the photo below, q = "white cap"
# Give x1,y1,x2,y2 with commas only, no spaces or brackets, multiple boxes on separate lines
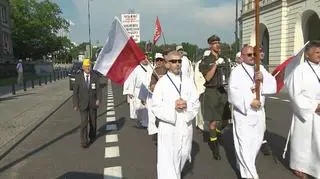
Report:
155,53,164,59
236,52,241,58
176,45,183,51
18,59,22,62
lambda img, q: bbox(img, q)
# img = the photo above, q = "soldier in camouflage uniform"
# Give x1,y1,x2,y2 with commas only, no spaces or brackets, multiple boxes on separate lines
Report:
199,35,231,160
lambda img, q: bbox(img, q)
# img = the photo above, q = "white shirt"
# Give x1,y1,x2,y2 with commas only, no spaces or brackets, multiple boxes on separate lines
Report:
84,72,90,85
16,63,23,73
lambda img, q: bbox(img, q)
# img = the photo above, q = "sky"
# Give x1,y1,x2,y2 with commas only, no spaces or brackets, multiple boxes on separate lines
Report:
55,0,237,48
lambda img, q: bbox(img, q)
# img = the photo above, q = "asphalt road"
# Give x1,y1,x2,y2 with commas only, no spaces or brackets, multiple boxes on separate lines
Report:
0,81,297,179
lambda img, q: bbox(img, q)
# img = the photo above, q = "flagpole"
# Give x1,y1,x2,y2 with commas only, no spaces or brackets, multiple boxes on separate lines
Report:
254,0,261,101
162,30,167,45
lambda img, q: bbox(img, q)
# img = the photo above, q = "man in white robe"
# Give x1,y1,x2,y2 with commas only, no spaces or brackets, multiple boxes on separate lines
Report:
123,56,153,127
285,41,320,179
177,45,194,81
152,50,200,179
194,50,210,131
228,46,276,179
123,68,136,120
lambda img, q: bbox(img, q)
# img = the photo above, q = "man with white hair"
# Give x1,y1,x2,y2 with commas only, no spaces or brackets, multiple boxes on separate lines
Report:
16,59,24,85
177,45,194,81
285,41,320,179
152,50,199,179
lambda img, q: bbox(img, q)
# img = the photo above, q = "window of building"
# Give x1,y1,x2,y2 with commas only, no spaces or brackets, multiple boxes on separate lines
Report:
0,6,8,25
3,32,11,54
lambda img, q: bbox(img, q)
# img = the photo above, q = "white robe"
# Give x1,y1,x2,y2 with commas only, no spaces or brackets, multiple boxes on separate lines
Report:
181,56,194,81
194,59,205,130
123,70,136,119
285,61,320,179
152,72,200,179
228,63,276,179
124,64,153,126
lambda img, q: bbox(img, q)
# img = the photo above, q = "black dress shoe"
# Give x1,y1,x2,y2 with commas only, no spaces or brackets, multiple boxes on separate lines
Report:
81,143,89,148
89,138,96,145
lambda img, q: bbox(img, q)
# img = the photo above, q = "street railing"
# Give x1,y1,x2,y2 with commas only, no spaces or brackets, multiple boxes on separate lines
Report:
10,68,71,95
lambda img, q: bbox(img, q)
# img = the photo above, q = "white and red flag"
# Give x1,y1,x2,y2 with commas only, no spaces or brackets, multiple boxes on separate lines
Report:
152,16,162,44
271,41,310,93
93,17,145,85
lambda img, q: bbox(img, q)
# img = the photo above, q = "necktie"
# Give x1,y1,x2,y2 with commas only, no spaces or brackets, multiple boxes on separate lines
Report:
86,75,89,88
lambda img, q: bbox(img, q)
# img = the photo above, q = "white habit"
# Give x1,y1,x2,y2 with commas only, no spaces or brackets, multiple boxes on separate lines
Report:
123,70,136,119
123,64,153,127
228,63,276,179
152,72,200,179
194,58,206,130
181,56,194,81
285,61,320,178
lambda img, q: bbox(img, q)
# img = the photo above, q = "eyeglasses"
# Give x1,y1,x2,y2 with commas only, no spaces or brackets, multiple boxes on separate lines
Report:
245,53,256,57
156,58,164,62
169,59,182,64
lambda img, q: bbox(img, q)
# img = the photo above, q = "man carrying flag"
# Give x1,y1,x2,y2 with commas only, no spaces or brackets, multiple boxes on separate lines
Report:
284,41,320,179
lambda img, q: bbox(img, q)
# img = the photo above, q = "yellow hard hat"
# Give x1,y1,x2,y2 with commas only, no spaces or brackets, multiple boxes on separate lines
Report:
82,59,91,67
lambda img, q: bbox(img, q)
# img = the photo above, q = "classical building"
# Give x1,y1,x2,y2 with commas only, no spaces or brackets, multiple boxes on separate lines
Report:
239,0,320,71
0,0,13,63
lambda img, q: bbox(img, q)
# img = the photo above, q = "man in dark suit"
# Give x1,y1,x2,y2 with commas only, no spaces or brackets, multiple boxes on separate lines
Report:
73,59,102,148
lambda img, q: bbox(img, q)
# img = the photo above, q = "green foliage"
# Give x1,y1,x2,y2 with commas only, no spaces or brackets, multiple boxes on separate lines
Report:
10,0,70,59
137,41,235,62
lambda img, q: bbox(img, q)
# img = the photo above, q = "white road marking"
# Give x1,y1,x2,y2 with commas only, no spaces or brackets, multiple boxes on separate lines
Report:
281,99,290,102
106,124,117,131
107,111,115,116
104,166,122,179
268,96,279,100
105,146,120,158
106,134,118,143
107,107,114,111
106,116,116,122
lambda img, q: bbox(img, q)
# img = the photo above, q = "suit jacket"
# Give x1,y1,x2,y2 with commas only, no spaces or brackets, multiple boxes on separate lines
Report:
73,71,102,111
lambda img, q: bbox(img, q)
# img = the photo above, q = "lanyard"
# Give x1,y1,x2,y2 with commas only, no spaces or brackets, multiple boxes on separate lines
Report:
241,64,254,83
166,73,182,97
306,60,320,83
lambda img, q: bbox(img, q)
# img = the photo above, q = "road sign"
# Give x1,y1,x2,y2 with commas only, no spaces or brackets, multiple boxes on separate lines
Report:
121,13,140,43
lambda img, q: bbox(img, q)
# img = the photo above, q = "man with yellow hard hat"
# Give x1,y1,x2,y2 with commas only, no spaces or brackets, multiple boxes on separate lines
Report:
73,59,102,148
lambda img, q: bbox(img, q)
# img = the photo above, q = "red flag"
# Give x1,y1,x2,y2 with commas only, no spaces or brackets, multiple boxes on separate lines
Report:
272,56,293,93
93,17,145,85
152,16,162,44
272,41,310,93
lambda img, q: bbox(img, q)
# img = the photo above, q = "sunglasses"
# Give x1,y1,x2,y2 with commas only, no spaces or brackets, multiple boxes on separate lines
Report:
245,53,256,57
169,59,182,64
156,58,164,62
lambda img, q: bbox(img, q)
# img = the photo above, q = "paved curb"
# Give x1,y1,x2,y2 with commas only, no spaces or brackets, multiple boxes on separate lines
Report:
0,94,73,161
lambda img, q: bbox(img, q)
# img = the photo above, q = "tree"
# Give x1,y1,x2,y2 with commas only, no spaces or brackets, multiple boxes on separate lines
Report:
10,0,70,59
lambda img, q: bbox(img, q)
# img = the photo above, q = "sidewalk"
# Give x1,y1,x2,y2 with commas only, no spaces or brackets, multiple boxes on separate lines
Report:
0,79,72,157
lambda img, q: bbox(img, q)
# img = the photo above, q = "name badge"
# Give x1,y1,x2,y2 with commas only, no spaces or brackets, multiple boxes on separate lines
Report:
91,83,96,89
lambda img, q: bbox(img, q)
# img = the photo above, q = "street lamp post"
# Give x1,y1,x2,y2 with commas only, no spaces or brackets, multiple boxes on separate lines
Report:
88,0,92,59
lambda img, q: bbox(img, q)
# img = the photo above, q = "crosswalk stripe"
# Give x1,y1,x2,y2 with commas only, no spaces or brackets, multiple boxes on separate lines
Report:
106,124,117,131
104,166,122,179
106,134,118,143
106,116,116,122
105,146,120,158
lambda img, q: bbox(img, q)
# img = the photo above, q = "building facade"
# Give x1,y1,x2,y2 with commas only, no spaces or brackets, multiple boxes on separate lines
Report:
240,0,320,71
0,0,13,63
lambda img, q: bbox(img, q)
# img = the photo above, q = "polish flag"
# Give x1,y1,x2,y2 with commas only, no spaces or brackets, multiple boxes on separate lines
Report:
152,16,162,44
272,41,309,93
93,17,145,85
